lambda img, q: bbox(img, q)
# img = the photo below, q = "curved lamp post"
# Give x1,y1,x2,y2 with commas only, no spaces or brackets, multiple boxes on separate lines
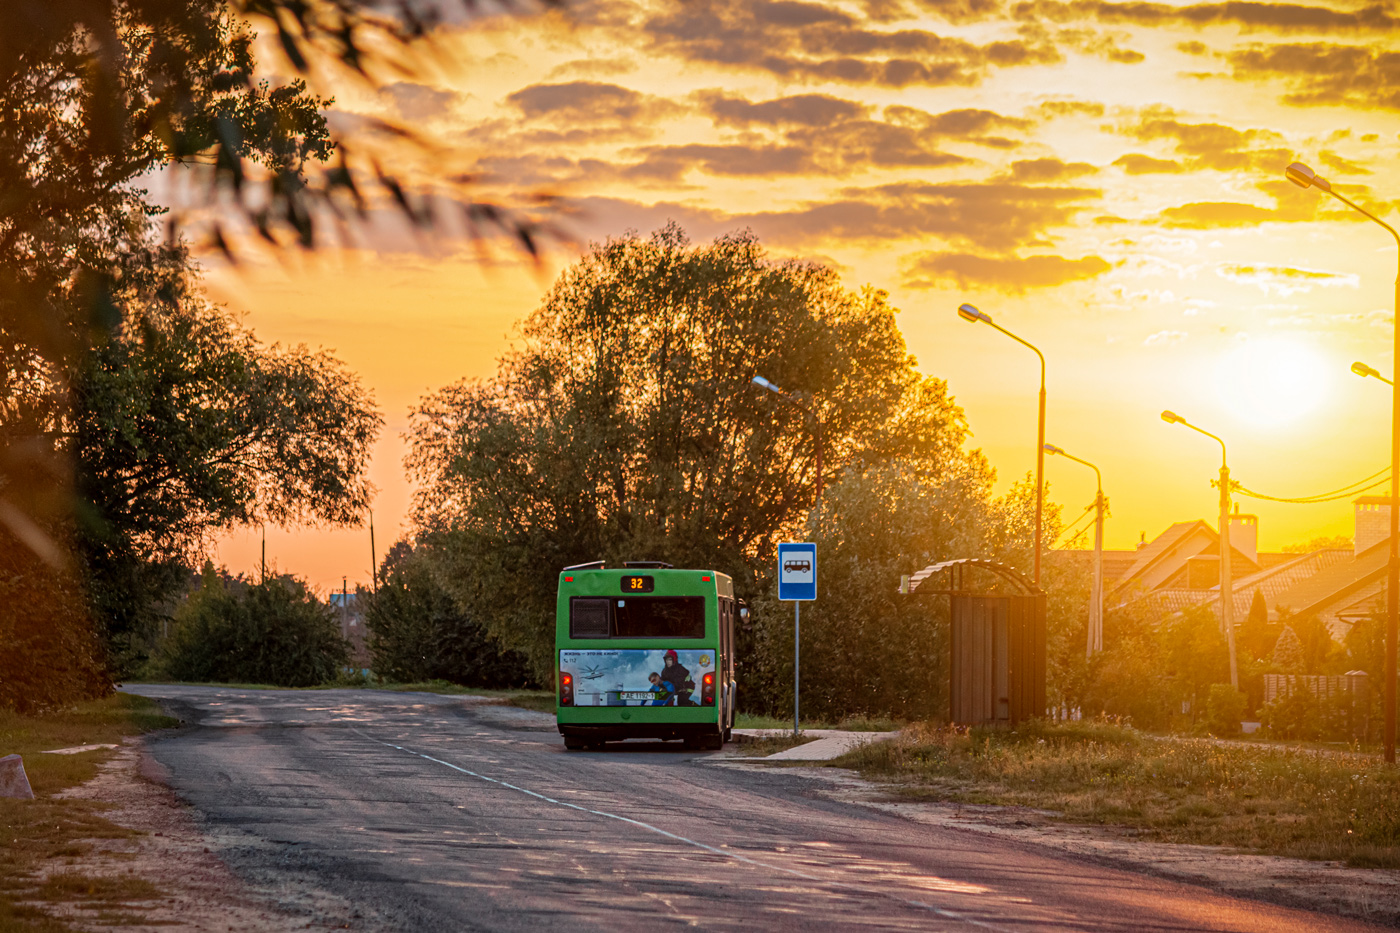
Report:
958,303,1047,586
752,374,824,738
1288,160,1399,763
1161,410,1240,690
752,376,823,507
1353,361,1396,388
1045,443,1104,657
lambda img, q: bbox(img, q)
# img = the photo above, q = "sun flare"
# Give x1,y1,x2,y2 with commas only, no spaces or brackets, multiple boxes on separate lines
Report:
1214,337,1332,428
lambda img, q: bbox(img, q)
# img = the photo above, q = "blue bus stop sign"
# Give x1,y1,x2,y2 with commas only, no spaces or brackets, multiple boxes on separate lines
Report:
777,542,817,601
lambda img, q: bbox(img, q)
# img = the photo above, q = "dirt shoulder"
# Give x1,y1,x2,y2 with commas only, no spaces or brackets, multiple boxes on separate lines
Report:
716,760,1400,928
36,739,369,933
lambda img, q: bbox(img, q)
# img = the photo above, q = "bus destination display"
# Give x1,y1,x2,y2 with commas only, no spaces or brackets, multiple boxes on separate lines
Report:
621,575,654,593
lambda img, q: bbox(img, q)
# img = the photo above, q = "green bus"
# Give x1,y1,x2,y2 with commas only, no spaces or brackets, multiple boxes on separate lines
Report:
555,561,740,750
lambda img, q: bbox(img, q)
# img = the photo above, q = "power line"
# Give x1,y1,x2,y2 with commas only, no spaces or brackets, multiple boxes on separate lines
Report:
1236,466,1392,504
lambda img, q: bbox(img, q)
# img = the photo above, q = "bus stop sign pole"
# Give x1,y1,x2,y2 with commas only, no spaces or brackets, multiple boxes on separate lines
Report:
777,543,817,738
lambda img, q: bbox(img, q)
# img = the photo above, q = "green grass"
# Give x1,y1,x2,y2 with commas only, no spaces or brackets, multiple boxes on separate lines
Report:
505,693,555,713
835,719,1400,867
0,694,179,932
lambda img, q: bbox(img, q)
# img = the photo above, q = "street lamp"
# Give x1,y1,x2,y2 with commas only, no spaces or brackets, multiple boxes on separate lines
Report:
957,303,1047,586
1161,411,1240,690
1045,443,1104,657
752,376,824,506
1353,361,1396,388
1287,160,1400,763
753,374,825,739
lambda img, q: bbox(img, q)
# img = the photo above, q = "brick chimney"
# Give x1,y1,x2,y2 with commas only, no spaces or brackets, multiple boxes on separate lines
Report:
1355,496,1393,555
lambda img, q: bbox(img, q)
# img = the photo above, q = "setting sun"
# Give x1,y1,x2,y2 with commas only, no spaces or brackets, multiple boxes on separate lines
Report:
1214,337,1333,428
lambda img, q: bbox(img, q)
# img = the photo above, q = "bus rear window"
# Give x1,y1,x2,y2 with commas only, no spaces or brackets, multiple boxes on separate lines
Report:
570,596,706,639
570,598,611,638
614,597,705,638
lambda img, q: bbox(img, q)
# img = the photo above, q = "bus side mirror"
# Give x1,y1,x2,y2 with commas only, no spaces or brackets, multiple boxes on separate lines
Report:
739,607,751,630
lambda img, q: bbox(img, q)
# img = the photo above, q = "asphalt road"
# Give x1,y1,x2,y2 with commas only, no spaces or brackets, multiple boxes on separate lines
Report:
125,685,1384,932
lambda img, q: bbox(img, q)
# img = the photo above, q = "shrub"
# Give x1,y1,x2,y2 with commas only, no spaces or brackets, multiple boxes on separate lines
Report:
1203,684,1246,736
1260,688,1322,741
160,565,348,687
364,542,534,688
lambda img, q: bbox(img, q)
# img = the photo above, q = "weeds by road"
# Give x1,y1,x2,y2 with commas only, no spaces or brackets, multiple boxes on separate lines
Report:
0,694,179,932
836,719,1400,868
737,713,901,732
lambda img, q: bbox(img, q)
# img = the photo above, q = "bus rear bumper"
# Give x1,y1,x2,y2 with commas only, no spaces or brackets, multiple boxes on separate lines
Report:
558,723,717,742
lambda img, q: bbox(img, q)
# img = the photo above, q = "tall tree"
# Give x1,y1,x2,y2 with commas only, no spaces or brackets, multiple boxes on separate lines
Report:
409,224,975,679
71,245,382,671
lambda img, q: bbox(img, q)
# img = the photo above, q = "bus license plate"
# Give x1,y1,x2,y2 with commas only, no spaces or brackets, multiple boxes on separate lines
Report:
618,692,654,702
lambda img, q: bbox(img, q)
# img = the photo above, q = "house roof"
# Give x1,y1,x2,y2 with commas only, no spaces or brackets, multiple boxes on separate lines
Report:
1114,547,1354,623
1267,539,1389,625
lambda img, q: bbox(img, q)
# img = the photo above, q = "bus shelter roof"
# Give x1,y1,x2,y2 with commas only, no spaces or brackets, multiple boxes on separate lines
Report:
903,559,1041,597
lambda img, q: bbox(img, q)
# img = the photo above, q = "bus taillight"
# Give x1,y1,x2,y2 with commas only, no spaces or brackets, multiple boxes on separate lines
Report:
701,671,716,706
560,672,574,706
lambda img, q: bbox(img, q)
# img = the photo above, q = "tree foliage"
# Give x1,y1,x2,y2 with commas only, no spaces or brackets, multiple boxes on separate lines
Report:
160,563,349,687
72,246,380,671
745,460,1031,722
364,541,534,688
409,225,979,682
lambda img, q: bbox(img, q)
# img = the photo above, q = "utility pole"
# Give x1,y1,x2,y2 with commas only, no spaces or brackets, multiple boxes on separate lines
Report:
1161,410,1239,690
1044,443,1104,656
1219,468,1238,690
369,510,378,595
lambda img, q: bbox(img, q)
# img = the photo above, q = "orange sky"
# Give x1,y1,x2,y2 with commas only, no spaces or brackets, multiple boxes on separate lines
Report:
195,0,1400,592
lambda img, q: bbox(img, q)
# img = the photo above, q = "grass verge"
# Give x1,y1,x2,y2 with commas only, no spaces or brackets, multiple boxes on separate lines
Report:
0,693,179,932
834,719,1400,868
736,713,901,732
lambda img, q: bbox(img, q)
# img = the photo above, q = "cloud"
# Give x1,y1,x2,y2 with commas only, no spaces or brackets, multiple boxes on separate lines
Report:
902,251,1112,291
1011,0,1400,33
1158,201,1278,227
546,58,636,80
1216,263,1360,295
736,180,1102,248
702,92,870,127
1317,151,1371,175
507,81,678,123
379,82,461,121
624,135,968,179
1112,153,1184,174
641,0,1062,88
1004,157,1097,181
1036,99,1106,118
564,180,1101,250
1143,330,1187,346
1224,43,1400,109
902,0,1007,23
1116,108,1291,172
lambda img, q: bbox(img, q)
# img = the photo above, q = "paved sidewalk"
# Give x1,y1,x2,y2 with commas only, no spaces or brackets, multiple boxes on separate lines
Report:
731,728,897,760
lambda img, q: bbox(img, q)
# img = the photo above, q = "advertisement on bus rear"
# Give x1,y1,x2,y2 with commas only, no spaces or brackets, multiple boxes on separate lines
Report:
560,649,715,707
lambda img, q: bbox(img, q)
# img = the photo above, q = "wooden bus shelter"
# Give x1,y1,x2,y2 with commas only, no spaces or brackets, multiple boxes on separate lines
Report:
900,559,1045,727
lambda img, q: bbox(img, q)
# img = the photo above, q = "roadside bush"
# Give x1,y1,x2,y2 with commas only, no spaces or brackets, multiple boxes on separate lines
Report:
1203,684,1246,736
160,565,348,686
1259,689,1322,740
0,531,110,712
363,541,534,688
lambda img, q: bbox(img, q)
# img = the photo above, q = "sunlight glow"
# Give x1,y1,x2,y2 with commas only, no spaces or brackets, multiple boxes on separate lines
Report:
1214,337,1332,428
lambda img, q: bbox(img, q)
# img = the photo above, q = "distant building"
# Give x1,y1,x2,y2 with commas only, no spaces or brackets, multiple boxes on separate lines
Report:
328,591,371,668
1070,497,1389,640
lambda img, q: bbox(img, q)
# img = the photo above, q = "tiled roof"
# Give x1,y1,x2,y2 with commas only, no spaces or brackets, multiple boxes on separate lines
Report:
1119,548,1355,621
1268,540,1389,621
